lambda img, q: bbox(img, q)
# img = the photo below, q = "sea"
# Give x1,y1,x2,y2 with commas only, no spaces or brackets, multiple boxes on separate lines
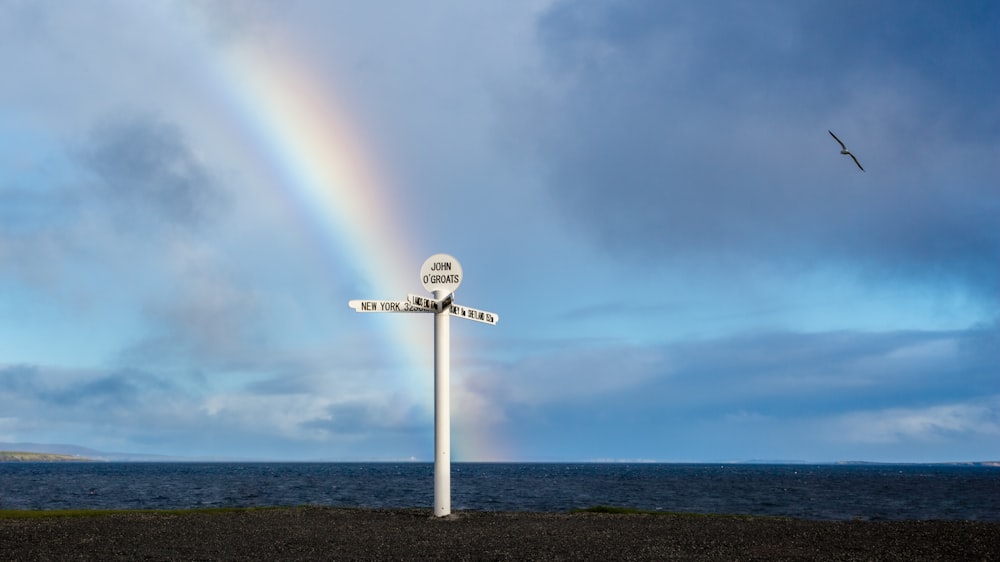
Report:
1,463,997,521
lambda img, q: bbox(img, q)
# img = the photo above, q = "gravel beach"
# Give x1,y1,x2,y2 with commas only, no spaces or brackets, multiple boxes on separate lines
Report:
2,507,998,561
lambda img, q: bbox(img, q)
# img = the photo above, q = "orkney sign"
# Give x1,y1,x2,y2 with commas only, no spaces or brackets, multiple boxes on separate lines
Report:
347,253,497,518
449,303,498,325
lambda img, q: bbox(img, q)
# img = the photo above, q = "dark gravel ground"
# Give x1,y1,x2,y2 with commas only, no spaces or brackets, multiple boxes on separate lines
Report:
1,507,998,561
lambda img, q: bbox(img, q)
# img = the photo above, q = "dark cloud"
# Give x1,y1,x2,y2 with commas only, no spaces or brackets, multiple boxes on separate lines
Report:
536,1,999,131
503,0,1000,296
480,323,999,459
793,2,1000,135
653,327,998,416
0,364,174,416
486,323,998,422
0,364,38,395
81,114,225,230
2,114,227,284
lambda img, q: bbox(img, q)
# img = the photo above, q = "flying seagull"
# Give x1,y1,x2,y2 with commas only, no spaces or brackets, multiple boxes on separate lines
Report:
829,130,864,172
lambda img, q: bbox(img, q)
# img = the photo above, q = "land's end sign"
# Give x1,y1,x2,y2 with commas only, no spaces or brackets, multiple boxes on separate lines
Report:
407,294,447,312
421,253,462,294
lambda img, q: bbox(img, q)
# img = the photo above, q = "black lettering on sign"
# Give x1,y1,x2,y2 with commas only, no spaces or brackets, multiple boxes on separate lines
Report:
413,296,438,311
361,301,377,311
428,274,461,284
430,262,452,271
423,272,461,286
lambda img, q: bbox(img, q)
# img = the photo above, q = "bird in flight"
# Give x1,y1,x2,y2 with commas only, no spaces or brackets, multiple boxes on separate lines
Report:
829,130,864,172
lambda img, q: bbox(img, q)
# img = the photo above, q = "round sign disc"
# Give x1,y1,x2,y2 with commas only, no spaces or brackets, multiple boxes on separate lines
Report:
420,253,462,294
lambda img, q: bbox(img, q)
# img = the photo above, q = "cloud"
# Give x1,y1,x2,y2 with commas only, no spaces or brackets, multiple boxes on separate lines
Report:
465,323,998,445
2,1,996,463
80,114,226,230
0,363,191,441
177,0,273,44
4,322,988,461
832,398,1000,445
118,271,272,372
458,323,998,460
498,0,1000,298
303,398,430,436
460,342,669,409
0,364,155,412
1,114,229,290
0,362,410,457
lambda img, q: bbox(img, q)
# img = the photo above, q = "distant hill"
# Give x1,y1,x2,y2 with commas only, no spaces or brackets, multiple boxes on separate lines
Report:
0,451,93,462
0,442,105,458
0,442,177,462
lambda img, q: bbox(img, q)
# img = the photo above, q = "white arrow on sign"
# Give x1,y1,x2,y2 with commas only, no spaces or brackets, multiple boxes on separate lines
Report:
449,303,499,325
348,299,433,313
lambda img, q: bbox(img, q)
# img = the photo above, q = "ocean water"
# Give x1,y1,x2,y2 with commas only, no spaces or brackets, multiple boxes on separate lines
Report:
1,463,997,521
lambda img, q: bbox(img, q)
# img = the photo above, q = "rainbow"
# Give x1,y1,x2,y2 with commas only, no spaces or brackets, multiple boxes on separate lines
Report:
202,34,508,460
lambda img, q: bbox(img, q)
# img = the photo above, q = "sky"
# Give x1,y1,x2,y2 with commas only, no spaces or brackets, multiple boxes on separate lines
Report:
1,0,997,463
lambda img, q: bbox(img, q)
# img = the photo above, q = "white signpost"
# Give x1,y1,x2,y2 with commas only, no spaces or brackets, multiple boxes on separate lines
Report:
348,253,498,517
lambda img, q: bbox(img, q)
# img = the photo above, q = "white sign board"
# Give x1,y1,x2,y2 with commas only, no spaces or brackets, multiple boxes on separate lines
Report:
407,294,449,312
348,299,432,313
407,294,497,324
421,253,462,294
449,303,499,325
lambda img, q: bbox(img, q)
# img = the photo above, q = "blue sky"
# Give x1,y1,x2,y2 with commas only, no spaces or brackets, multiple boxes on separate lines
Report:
1,1,997,462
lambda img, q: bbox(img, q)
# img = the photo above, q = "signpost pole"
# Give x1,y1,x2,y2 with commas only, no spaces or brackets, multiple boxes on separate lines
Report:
433,289,451,517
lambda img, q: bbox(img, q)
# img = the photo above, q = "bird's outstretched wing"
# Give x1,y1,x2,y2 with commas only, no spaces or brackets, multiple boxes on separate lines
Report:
848,153,865,172
829,130,846,150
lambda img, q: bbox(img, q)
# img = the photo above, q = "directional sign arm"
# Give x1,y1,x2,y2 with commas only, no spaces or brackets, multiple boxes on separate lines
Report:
449,303,499,325
405,295,497,325
407,294,443,312
349,299,433,313
407,293,455,312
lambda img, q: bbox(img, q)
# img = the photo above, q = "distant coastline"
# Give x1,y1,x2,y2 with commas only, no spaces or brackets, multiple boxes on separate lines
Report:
0,451,93,462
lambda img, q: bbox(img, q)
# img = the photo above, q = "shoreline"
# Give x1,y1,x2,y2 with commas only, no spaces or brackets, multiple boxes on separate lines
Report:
2,506,998,560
